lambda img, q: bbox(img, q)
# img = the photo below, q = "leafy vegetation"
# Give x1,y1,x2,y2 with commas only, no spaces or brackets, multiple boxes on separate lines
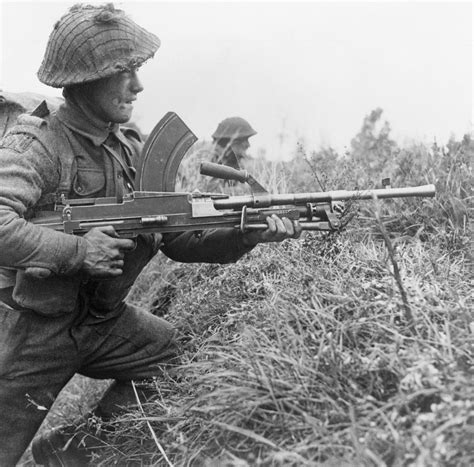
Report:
20,110,472,466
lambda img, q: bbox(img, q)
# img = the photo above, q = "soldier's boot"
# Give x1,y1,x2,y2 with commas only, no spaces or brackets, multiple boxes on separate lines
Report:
31,423,104,467
31,380,155,466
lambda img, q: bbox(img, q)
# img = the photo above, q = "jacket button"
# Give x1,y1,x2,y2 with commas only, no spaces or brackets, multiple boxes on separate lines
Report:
117,172,122,179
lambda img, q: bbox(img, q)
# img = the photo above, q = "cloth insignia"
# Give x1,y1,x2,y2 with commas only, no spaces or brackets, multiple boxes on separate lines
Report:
0,133,35,153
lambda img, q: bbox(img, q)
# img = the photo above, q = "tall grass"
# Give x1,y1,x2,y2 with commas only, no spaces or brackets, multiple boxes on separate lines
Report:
95,131,472,466
100,233,472,466
19,118,472,466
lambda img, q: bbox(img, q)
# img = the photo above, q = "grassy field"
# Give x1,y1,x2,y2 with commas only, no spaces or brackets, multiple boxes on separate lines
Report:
20,120,472,466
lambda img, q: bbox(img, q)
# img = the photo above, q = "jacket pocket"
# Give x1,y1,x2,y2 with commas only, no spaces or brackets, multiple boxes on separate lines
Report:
72,168,105,197
12,271,82,316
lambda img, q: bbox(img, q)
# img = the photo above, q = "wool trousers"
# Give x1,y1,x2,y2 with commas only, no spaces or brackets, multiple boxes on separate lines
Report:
0,300,178,466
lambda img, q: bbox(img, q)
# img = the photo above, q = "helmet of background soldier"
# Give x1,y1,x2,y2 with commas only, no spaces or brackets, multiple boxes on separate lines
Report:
211,117,257,141
37,3,160,88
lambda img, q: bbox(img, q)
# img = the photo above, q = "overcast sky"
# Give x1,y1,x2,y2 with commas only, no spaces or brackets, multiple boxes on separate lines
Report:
0,1,472,159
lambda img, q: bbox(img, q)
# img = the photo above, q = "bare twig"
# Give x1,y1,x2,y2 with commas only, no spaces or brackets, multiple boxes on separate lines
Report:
371,194,415,329
297,142,326,191
132,381,174,467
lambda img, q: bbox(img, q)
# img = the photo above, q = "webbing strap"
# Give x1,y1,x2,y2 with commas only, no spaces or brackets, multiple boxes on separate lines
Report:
0,287,23,310
102,143,136,190
56,124,77,196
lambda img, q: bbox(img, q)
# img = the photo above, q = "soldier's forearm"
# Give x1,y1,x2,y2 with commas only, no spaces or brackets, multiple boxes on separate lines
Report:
0,208,86,275
161,229,253,264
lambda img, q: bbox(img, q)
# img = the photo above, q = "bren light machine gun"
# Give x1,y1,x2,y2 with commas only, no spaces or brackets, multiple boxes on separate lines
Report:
32,112,436,237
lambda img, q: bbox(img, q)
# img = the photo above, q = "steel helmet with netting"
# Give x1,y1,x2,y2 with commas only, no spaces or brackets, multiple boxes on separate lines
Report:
212,117,257,141
37,3,160,88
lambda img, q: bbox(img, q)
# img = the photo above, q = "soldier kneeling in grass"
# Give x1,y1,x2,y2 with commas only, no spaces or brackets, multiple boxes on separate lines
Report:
0,3,300,466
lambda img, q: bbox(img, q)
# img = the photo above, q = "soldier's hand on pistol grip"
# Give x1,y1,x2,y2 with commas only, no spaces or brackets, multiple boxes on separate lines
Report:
81,226,136,277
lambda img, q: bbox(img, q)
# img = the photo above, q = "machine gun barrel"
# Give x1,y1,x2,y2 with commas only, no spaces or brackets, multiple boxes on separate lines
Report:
32,160,436,237
212,184,436,210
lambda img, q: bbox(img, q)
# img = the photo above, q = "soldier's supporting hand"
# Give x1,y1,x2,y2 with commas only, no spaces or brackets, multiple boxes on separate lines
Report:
242,214,302,246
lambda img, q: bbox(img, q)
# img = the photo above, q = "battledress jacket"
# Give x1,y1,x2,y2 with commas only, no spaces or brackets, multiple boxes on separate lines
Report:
0,100,252,317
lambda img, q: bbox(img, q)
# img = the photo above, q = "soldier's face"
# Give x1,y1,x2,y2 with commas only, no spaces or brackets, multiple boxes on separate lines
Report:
86,69,144,124
230,138,250,157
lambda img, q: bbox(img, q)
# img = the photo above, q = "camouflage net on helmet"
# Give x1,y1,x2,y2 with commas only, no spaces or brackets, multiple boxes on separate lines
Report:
38,3,160,87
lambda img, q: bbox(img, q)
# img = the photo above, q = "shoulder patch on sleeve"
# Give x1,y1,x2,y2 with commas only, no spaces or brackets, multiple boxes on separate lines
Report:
0,133,35,153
